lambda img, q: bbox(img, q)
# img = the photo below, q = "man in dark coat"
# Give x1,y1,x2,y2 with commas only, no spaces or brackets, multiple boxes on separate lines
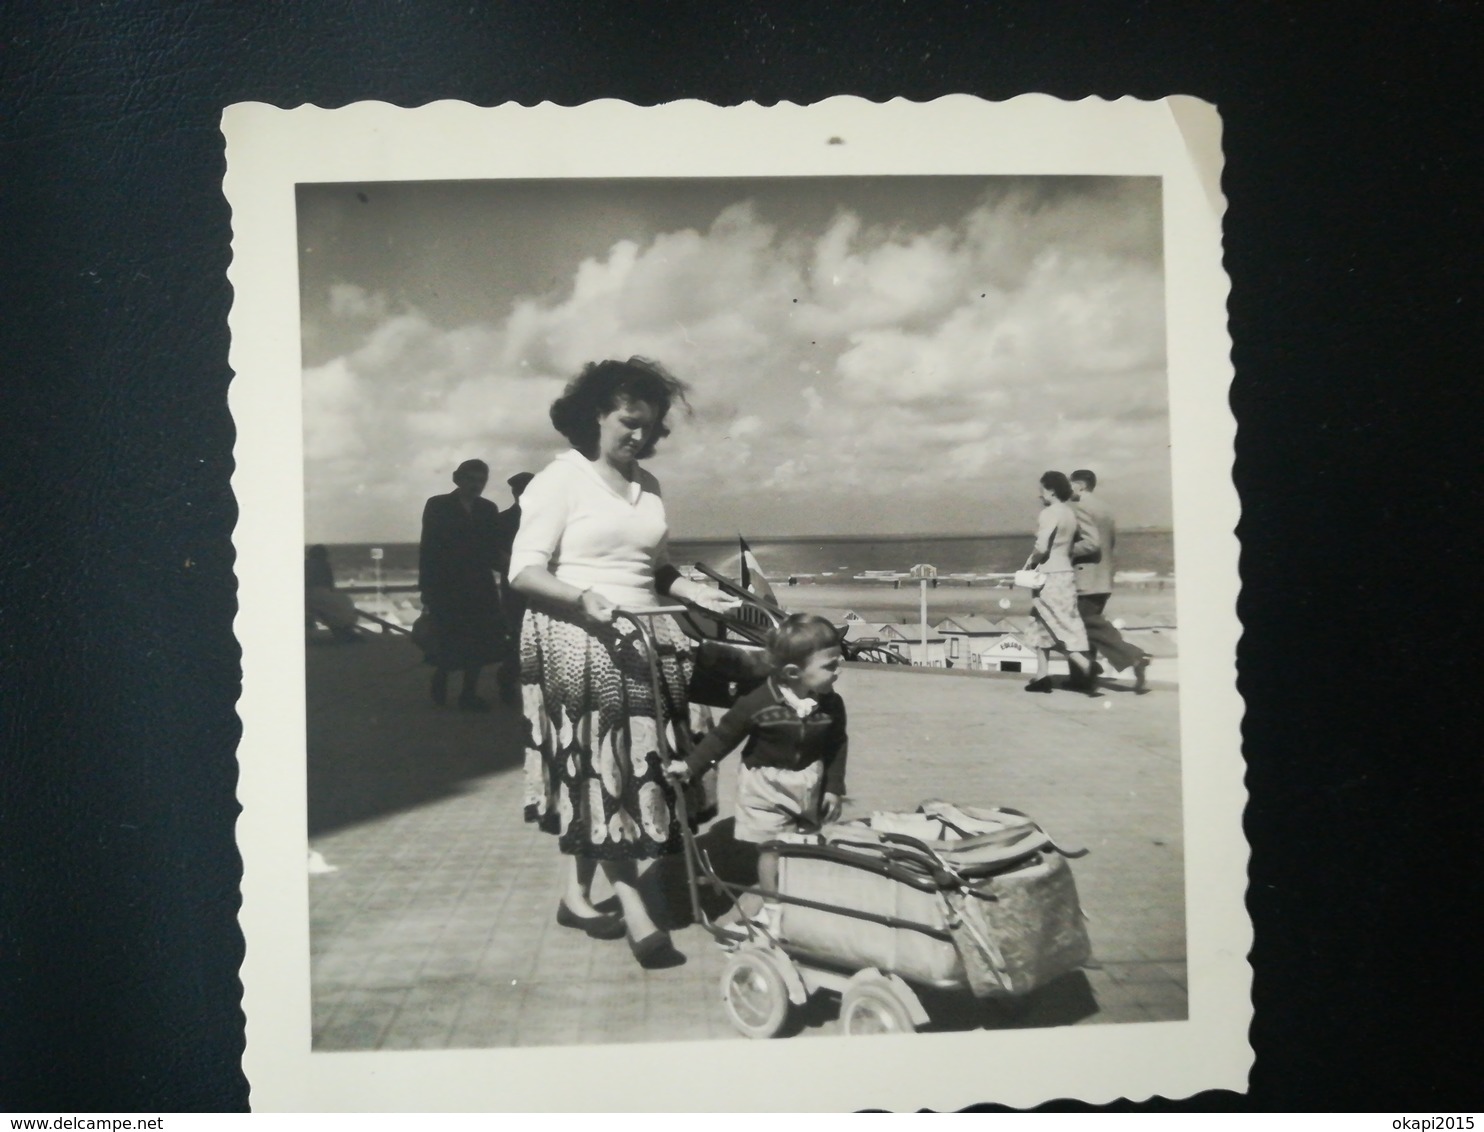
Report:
418,459,505,710
490,471,534,706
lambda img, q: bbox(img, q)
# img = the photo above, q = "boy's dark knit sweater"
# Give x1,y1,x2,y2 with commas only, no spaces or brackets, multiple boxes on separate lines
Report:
684,680,848,796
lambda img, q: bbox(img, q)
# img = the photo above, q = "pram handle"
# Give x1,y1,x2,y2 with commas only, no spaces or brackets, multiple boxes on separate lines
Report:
613,605,690,617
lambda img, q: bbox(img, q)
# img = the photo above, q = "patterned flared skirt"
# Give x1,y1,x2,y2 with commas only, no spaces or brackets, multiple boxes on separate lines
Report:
1025,571,1089,653
520,607,718,860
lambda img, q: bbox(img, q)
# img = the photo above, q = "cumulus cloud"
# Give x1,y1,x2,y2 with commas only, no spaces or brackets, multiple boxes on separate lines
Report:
302,183,1169,541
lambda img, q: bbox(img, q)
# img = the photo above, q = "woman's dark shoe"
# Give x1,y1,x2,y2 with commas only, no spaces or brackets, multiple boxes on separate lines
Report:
556,902,626,940
1024,678,1053,693
1068,668,1101,696
628,930,686,969
1132,657,1151,694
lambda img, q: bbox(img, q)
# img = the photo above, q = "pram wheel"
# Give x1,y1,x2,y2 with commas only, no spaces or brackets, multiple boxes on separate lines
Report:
719,949,793,1039
839,978,920,1036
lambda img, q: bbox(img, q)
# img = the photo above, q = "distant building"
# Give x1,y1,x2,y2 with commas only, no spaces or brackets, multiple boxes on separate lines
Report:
933,614,996,667
876,622,947,667
973,633,1070,676
838,618,888,643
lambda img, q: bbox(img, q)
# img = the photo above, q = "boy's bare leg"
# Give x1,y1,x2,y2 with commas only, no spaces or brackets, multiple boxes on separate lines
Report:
757,849,780,908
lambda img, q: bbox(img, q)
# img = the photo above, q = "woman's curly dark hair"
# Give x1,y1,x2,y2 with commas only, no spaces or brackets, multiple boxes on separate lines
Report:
1040,470,1073,502
548,357,691,459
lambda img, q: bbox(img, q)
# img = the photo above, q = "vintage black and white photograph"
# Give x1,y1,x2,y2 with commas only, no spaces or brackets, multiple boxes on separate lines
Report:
229,97,1246,1110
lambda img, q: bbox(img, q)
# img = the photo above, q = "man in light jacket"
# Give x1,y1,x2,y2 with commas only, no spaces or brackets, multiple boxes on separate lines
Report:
1070,469,1149,693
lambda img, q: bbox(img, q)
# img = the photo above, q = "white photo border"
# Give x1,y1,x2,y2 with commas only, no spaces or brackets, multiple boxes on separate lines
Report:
227,95,1249,1111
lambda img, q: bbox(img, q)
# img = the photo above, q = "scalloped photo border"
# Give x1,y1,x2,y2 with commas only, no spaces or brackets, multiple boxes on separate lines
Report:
226,95,1247,1112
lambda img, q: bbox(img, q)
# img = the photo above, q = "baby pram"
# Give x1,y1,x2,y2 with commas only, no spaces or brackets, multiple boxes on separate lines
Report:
618,605,1094,1039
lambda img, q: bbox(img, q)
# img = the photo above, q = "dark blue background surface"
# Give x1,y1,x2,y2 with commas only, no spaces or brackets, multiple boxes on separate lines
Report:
1,2,1479,1112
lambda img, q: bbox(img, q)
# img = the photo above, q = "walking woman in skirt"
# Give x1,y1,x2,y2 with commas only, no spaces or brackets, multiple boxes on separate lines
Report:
508,358,739,968
1022,470,1098,696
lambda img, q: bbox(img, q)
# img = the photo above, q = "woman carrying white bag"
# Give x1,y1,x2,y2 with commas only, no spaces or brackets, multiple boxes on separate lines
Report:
1017,471,1098,695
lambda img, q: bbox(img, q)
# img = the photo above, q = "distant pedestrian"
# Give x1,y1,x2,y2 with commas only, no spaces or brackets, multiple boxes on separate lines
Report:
668,613,848,931
1021,471,1097,695
1070,470,1150,693
491,471,534,705
418,459,505,711
304,544,364,643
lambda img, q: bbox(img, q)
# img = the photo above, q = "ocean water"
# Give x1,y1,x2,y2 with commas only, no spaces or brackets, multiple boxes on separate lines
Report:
318,530,1175,586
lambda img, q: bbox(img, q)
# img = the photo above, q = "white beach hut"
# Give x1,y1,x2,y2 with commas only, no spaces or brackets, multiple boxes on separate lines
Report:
877,622,948,667
934,613,1012,667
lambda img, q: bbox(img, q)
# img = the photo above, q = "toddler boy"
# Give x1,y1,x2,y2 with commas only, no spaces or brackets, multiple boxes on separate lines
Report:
669,613,848,916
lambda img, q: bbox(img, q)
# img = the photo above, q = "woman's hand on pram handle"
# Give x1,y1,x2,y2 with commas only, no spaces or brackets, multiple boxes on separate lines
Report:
576,587,618,627
685,585,743,616
664,759,692,783
821,792,844,824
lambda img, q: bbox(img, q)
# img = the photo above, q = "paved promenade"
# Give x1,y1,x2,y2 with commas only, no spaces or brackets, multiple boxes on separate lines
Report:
307,635,1185,1050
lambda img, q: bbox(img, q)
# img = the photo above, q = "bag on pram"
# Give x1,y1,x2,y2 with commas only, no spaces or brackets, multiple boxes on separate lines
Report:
771,800,1092,998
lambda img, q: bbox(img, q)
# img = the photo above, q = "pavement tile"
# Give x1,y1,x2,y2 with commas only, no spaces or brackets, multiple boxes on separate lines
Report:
1142,1001,1189,1023
315,987,408,1051
513,981,586,1047
1103,960,1178,985
418,947,483,981
312,952,372,984
1088,979,1158,1013
380,987,465,1050
446,983,523,1049
1158,962,1189,990
1125,980,1190,1010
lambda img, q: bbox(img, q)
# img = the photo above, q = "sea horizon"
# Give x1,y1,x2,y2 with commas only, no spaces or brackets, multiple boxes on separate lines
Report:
315,528,1177,581
311,526,1173,548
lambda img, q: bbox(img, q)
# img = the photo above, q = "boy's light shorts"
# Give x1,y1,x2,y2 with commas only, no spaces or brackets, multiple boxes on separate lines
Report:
734,760,825,843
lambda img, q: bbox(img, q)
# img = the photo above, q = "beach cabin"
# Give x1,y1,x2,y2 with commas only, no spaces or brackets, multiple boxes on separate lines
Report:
934,614,1012,667
972,632,1074,676
837,618,888,643
877,622,948,667
976,633,1038,674
996,614,1037,638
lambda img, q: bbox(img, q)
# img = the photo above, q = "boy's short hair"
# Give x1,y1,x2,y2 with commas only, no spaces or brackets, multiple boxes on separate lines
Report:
766,613,842,669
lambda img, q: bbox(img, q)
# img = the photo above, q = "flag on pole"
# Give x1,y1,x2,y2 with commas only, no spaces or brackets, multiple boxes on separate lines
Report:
738,535,777,605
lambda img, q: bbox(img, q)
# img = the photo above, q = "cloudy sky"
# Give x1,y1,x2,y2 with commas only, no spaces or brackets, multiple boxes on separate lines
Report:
298,176,1169,543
